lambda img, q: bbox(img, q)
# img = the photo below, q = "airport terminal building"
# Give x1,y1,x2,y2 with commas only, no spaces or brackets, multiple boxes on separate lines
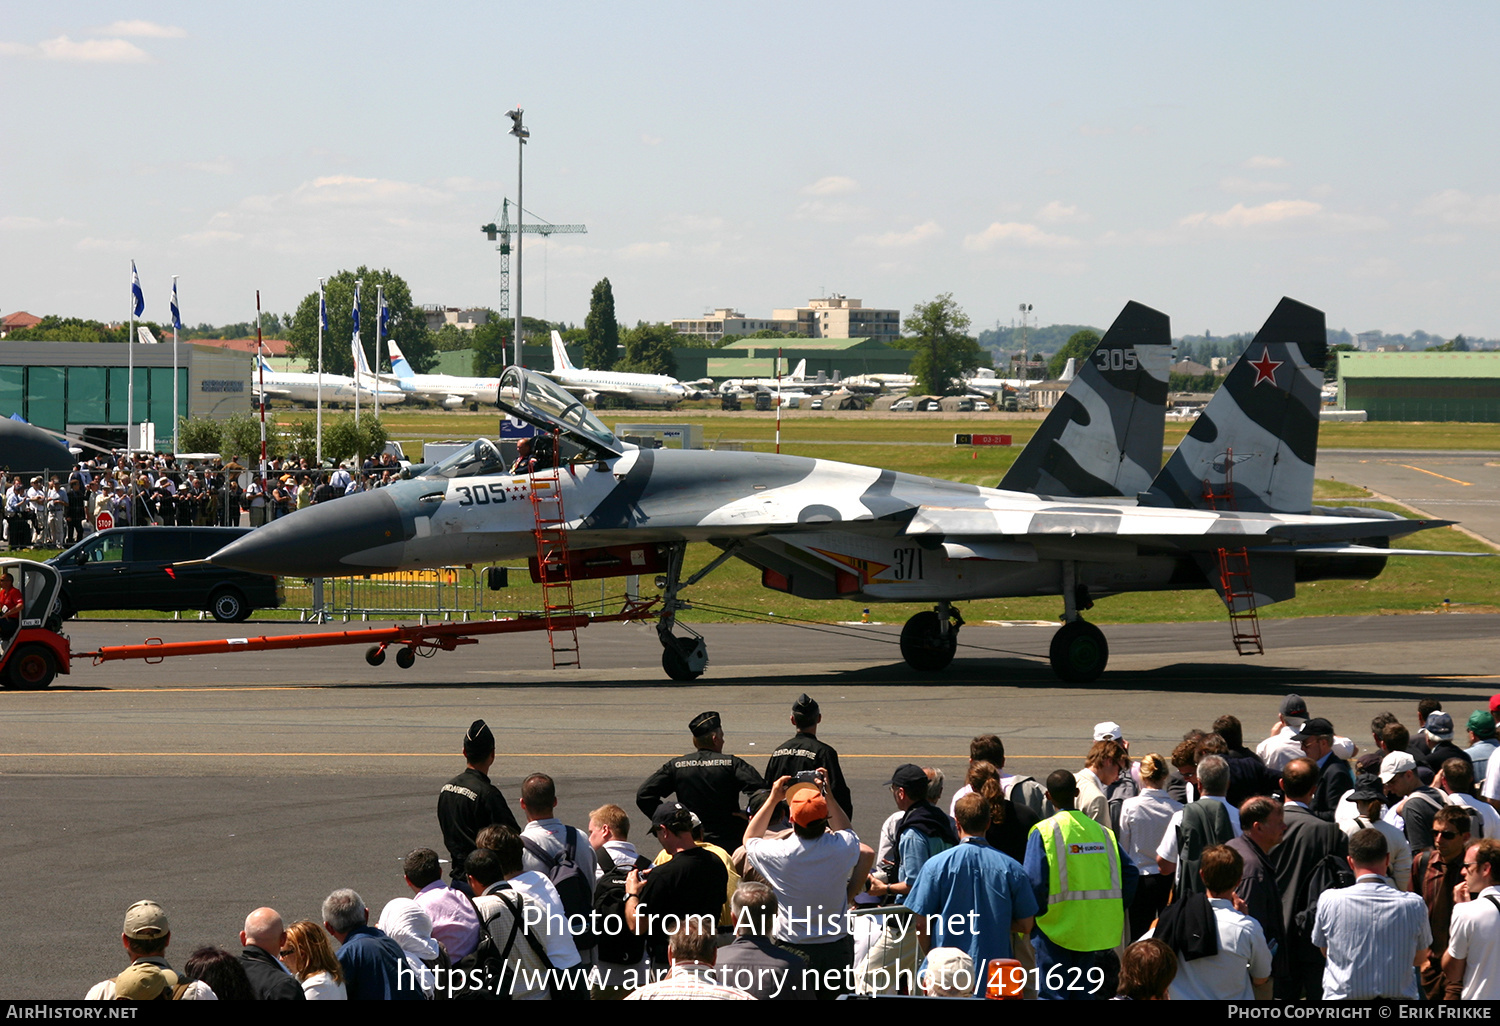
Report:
0,341,251,451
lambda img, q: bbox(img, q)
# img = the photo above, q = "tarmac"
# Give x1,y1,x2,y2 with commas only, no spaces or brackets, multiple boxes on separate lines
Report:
5,610,1500,998
5,446,1498,998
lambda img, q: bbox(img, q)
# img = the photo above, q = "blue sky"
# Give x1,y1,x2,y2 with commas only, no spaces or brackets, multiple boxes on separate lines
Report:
3,2,1498,339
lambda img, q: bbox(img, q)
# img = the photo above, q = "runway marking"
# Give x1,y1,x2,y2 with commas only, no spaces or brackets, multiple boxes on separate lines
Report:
1394,464,1473,486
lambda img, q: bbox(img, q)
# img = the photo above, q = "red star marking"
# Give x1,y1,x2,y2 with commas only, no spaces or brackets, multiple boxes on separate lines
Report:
1248,347,1282,387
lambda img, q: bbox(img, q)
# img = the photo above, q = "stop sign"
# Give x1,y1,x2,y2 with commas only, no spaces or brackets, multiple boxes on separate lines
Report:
96,511,114,531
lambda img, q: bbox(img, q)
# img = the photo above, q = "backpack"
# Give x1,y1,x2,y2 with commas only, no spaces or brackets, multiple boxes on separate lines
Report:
520,825,597,950
455,889,555,1001
1292,852,1357,943
1172,800,1236,898
593,855,651,966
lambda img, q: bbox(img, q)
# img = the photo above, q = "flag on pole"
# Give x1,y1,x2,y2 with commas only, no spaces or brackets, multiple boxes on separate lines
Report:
170,279,181,330
131,261,145,317
320,288,328,332
379,293,389,337
351,281,361,334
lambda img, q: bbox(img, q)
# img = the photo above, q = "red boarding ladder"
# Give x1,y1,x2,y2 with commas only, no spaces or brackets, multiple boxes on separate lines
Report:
529,435,581,668
1201,448,1264,656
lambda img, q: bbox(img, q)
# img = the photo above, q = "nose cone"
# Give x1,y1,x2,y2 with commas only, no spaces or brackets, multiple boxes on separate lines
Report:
211,489,409,577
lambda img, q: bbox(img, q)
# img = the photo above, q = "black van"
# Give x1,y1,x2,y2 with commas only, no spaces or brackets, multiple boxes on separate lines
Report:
48,527,283,622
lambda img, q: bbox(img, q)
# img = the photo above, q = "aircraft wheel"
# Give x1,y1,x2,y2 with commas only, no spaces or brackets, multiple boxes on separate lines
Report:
365,646,386,666
1049,620,1109,683
661,636,706,682
395,646,416,669
5,644,57,690
900,611,957,672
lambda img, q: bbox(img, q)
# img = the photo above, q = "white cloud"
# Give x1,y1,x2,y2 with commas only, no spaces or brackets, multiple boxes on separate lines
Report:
176,229,245,245
1078,124,1115,138
290,175,450,206
75,236,138,252
619,241,671,260
1218,177,1291,194
856,220,942,248
640,134,663,146
1414,189,1500,226
0,42,34,57
794,199,870,224
962,222,1079,251
37,35,151,62
1180,200,1385,233
185,158,234,176
1244,155,1288,169
800,175,859,196
95,21,186,39
0,215,84,231
662,214,727,234
1349,257,1399,280
1414,232,1465,245
1035,201,1087,224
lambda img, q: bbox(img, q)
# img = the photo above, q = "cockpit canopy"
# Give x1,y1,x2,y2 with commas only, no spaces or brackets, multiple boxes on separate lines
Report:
427,439,508,479
497,367,621,459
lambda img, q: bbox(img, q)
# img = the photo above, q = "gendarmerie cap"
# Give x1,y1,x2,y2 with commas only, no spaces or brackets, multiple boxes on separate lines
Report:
886,763,928,792
464,719,495,751
792,694,819,718
1291,717,1334,742
123,899,170,940
690,711,721,737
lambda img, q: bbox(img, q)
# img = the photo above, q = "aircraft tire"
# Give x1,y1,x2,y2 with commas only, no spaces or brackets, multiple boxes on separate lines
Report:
5,644,56,690
1049,620,1109,683
661,636,704,682
900,611,957,672
365,646,386,666
396,646,416,669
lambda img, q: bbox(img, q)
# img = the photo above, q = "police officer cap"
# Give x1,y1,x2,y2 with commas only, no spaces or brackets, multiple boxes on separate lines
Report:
464,719,495,755
689,711,721,737
791,693,819,718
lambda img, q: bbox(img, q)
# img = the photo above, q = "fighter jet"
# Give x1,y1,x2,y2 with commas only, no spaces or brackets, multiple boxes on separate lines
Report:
210,298,1480,683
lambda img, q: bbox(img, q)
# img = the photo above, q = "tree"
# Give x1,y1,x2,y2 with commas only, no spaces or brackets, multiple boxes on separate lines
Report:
220,412,282,464
322,414,389,466
897,294,984,395
176,416,223,454
285,267,435,376
1048,329,1101,380
470,315,551,377
619,322,678,377
583,278,620,370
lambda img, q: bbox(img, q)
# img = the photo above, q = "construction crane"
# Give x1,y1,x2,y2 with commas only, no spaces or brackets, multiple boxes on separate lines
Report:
481,199,587,335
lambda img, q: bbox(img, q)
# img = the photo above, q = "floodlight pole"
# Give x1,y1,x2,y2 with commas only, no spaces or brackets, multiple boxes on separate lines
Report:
507,107,529,367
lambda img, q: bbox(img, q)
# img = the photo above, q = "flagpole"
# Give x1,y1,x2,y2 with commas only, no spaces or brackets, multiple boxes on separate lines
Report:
127,260,142,526
171,275,180,456
374,284,383,420
316,277,325,467
256,291,267,484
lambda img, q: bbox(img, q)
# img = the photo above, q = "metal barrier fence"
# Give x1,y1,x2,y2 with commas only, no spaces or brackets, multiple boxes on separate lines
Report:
278,566,632,622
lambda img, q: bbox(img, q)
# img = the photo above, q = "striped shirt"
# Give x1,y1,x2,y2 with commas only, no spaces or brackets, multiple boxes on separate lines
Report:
1312,872,1431,999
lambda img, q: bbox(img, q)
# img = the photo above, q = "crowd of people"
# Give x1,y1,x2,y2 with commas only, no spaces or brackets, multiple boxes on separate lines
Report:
1,449,408,548
86,691,1500,1001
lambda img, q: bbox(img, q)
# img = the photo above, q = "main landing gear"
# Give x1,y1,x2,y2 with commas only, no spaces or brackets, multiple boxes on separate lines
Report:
900,602,964,672
1049,565,1108,683
653,542,739,682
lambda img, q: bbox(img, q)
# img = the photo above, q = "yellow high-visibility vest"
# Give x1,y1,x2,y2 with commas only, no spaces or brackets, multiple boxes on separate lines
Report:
1033,810,1124,951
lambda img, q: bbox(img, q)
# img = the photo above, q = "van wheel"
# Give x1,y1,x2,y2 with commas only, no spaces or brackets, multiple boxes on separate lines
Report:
56,594,76,621
5,645,57,690
209,588,250,623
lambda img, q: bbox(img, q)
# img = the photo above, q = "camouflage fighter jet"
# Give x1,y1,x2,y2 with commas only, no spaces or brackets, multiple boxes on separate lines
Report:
210,298,1478,682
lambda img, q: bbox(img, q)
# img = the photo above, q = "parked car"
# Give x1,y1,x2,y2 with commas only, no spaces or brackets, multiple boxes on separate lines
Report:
922,400,942,412
891,399,915,412
974,400,992,412
810,398,824,410
48,527,283,622
956,398,975,412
